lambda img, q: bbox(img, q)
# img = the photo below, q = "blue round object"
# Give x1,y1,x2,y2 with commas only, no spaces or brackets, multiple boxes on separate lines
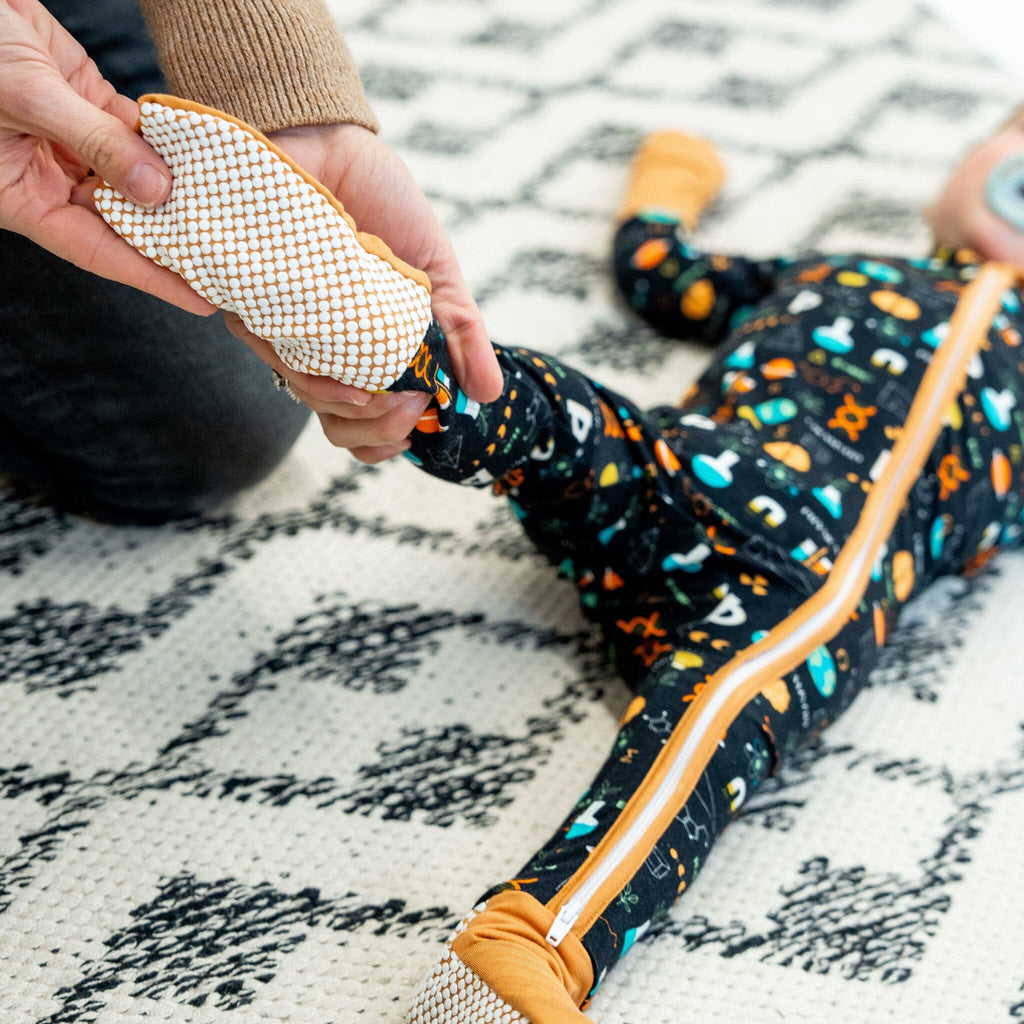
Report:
986,154,1024,232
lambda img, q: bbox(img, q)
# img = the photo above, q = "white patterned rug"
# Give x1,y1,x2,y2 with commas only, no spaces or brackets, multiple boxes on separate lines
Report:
3,1,1024,1021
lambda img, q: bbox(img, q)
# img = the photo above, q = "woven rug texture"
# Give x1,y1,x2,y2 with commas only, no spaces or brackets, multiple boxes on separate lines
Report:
2,0,1023,1021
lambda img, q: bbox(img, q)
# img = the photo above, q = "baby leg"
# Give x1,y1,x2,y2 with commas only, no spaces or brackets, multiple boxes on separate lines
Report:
613,132,776,343
403,467,887,1022
401,341,851,1020
404,344,716,1021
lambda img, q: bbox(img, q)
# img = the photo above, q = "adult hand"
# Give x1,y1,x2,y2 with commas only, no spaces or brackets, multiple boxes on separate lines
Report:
225,121,502,462
0,0,213,313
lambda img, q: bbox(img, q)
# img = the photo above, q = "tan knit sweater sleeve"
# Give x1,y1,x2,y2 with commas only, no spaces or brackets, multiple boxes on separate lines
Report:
138,0,379,134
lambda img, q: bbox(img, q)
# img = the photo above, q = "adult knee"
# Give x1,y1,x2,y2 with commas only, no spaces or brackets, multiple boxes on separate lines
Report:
0,228,311,525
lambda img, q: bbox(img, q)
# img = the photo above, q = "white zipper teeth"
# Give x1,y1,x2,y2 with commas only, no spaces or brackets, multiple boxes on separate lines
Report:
546,269,1007,948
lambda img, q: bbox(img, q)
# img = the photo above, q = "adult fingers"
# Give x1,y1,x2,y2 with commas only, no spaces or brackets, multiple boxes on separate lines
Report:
440,311,503,404
223,312,434,423
296,386,429,423
345,441,416,465
10,71,171,207
317,394,430,451
33,201,215,313
223,314,381,406
421,242,502,403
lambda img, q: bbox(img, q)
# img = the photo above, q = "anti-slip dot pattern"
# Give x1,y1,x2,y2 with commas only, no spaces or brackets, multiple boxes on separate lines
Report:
96,98,433,391
406,908,529,1024
406,948,528,1024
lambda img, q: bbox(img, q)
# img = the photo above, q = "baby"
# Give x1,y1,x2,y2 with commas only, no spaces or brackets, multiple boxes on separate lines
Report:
100,97,1024,1022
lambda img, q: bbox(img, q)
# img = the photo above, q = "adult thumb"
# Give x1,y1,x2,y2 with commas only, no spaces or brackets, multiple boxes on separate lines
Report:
25,76,171,206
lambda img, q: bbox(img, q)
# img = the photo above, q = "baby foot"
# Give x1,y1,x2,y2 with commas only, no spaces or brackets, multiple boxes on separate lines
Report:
407,891,595,1024
617,130,726,230
95,94,433,392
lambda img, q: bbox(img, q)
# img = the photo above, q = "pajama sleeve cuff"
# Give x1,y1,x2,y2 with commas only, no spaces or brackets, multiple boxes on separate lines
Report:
138,0,380,134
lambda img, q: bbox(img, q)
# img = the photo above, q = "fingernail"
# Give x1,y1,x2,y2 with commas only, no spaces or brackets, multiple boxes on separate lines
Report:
126,163,170,206
401,392,430,410
345,391,371,407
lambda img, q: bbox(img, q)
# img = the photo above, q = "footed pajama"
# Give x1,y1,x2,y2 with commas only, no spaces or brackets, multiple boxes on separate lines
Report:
102,100,1024,1022
403,250,1024,1019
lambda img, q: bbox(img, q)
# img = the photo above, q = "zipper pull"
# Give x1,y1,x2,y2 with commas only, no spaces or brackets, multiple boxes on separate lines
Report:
546,900,583,947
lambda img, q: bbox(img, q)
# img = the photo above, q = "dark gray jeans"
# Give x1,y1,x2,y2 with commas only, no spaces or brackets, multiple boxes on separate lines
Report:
0,1,309,523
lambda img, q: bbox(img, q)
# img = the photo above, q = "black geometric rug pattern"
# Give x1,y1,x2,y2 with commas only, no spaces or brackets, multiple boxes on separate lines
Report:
2,1,1022,1021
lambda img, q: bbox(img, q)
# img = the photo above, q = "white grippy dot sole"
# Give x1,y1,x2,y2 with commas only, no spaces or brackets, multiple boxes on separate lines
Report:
406,895,595,1024
407,905,530,1024
96,94,433,392
407,945,531,1024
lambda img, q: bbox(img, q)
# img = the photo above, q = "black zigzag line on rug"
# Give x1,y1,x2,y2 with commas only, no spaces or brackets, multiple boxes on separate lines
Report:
11,738,1024,1019
0,464,549,698
0,486,72,576
159,595,604,748
0,613,612,914
1013,979,1024,1022
34,872,457,1021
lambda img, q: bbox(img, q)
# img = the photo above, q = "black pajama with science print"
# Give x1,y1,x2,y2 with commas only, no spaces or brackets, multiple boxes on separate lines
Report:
404,219,1024,1001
